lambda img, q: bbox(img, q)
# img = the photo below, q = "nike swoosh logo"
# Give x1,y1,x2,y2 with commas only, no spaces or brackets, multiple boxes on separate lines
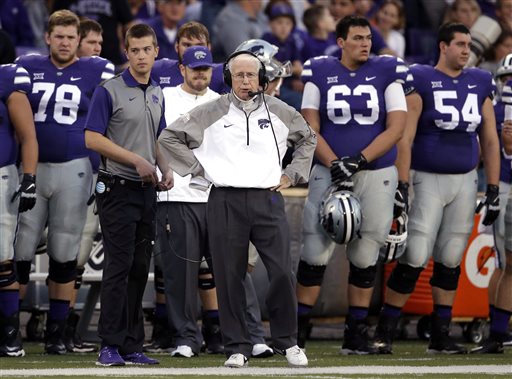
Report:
365,76,376,81
70,77,81,81
224,124,233,128
313,176,322,181
468,84,477,89
129,97,136,101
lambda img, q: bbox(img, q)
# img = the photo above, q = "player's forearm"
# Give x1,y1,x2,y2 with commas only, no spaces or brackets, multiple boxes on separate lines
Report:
361,111,406,163
315,135,338,167
503,122,512,155
482,140,501,186
156,144,172,175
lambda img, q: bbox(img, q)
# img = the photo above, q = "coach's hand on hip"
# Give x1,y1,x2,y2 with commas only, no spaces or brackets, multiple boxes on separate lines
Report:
270,175,292,192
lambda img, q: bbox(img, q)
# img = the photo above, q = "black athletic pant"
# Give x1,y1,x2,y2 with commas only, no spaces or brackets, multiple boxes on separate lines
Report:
207,187,297,358
96,179,156,354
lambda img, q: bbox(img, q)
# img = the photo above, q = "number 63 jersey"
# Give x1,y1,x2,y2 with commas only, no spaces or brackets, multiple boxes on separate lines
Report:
410,65,494,174
15,54,115,163
301,55,409,170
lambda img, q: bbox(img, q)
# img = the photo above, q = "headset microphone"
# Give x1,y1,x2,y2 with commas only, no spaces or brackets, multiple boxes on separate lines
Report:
248,89,264,97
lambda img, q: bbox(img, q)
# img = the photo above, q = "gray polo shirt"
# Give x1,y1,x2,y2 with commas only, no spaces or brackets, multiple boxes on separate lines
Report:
85,69,166,180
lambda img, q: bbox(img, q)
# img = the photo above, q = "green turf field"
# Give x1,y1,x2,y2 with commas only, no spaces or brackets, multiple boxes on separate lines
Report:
1,340,511,378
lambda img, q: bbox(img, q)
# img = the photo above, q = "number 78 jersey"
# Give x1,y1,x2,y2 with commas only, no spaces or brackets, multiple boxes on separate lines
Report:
301,55,409,170
410,64,494,174
15,54,115,163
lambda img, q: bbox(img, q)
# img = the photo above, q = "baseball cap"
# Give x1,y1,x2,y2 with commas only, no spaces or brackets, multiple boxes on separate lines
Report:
182,46,214,68
267,3,296,24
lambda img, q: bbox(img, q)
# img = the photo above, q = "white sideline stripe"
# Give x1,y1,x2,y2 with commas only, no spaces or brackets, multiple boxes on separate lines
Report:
1,365,511,376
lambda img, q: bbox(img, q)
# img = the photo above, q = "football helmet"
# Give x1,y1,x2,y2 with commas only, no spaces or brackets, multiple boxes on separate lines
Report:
379,211,408,264
234,39,292,82
496,53,512,79
319,187,362,244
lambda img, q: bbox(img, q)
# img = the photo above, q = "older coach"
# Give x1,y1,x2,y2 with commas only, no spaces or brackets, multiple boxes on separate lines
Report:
158,51,316,368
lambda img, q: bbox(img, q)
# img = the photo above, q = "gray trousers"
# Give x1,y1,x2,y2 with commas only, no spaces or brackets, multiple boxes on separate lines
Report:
207,187,297,358
156,202,206,353
244,273,266,345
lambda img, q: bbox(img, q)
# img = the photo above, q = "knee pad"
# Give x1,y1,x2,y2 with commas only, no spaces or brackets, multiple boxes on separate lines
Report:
48,258,77,284
296,260,327,287
0,261,17,288
154,265,165,294
198,267,215,290
16,261,31,285
429,262,460,291
348,263,377,289
387,263,423,294
74,267,85,290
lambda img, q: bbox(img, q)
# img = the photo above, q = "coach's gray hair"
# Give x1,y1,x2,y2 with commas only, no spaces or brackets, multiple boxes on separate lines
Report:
227,53,261,73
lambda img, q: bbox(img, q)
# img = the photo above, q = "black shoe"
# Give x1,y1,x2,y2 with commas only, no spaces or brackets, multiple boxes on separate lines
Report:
341,315,377,355
470,333,504,354
427,313,467,354
201,314,223,354
45,320,67,355
502,331,512,347
64,311,97,353
143,315,173,353
373,314,399,354
297,314,312,350
0,313,25,357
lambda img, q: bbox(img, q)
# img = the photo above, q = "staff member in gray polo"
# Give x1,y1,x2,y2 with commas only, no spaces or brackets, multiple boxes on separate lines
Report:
84,24,173,367
158,51,316,368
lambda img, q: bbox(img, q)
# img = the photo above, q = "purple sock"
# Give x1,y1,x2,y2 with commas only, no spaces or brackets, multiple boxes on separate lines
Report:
491,307,512,335
298,303,313,316
381,303,401,319
154,303,167,319
203,309,219,319
489,304,495,322
434,304,452,320
48,299,70,322
349,306,368,320
0,290,19,317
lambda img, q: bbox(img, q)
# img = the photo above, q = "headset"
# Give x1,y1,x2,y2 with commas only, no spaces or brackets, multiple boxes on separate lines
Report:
223,50,268,88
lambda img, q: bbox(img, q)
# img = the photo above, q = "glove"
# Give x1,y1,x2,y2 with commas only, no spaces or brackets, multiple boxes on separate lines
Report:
475,184,500,226
11,174,37,213
393,181,409,219
330,153,367,185
336,179,354,192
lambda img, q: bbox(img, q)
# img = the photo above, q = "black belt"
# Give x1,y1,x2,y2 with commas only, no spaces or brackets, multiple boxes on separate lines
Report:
114,176,153,190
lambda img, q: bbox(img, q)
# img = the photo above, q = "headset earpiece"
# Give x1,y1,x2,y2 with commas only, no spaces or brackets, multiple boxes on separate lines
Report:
223,50,267,88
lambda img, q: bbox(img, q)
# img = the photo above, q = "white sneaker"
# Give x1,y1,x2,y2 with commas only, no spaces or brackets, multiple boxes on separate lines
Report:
285,345,308,367
251,343,274,358
224,353,248,368
170,345,195,358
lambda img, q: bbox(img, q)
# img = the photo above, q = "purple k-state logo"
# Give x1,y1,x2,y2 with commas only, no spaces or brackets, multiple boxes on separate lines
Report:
258,119,270,129
152,94,159,104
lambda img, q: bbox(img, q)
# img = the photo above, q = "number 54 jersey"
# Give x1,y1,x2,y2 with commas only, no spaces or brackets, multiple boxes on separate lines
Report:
301,55,409,170
15,54,115,163
410,65,494,174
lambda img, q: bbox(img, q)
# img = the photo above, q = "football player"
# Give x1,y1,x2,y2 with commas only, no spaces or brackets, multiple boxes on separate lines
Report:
14,10,114,355
0,63,38,358
373,22,501,355
295,15,408,354
471,55,512,353
62,17,105,354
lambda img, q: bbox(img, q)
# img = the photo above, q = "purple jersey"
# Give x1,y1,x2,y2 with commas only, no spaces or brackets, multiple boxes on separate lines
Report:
410,65,494,174
15,54,114,163
0,63,31,167
152,58,229,94
494,80,512,183
302,55,409,170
